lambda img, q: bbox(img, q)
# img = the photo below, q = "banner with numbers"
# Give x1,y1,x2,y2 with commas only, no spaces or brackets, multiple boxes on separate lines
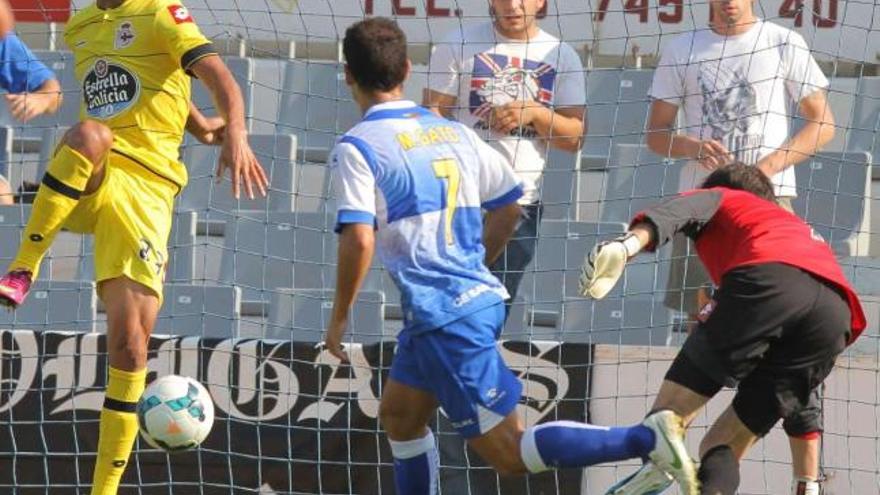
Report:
69,0,867,61
0,330,592,494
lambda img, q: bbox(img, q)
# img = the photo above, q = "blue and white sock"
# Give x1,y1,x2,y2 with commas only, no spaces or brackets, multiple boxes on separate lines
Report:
389,430,439,495
520,421,655,472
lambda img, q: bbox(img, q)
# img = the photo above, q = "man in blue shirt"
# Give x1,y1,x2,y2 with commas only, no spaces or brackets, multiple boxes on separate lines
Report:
324,17,699,495
0,0,62,204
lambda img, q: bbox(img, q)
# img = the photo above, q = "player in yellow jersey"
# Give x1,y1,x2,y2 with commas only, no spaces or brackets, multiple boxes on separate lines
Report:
0,1,268,493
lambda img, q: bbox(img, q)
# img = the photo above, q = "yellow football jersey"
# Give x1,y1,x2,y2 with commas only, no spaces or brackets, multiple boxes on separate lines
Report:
64,0,216,189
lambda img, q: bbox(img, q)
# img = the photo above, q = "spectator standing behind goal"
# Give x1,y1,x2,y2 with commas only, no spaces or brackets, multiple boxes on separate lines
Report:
326,17,700,495
424,0,586,311
642,2,835,493
0,0,63,205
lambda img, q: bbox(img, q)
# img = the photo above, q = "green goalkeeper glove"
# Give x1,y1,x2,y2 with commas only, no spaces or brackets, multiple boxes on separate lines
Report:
578,233,641,299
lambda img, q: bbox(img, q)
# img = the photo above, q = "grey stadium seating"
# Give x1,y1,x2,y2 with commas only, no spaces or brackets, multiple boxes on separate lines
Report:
600,143,682,224
154,284,241,338
0,126,12,182
220,211,338,303
0,280,96,332
266,288,385,343
581,69,654,158
179,133,297,233
276,59,361,153
0,205,49,277
792,151,872,256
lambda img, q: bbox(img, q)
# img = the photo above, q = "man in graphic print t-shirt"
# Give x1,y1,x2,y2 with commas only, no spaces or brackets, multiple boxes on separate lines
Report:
424,0,586,312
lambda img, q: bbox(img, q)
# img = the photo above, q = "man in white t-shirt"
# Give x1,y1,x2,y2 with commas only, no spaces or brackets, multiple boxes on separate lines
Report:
606,1,835,494
424,0,586,311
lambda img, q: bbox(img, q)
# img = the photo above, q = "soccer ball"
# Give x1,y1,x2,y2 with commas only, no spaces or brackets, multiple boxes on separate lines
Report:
137,375,214,452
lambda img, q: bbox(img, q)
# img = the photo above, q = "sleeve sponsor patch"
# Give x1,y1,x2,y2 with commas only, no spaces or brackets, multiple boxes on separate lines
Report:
167,5,194,24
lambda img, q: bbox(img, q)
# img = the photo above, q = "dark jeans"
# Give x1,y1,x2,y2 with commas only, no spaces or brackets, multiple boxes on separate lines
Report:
489,201,542,313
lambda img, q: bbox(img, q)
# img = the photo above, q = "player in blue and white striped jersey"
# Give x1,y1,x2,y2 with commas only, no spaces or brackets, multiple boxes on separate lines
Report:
323,17,699,495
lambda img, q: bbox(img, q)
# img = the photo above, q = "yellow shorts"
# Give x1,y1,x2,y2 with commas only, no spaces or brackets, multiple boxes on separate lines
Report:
64,151,177,303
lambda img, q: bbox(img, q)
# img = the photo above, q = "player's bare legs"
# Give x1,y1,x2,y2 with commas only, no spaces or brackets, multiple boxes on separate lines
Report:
700,405,760,459
0,120,111,307
790,436,822,494
651,380,712,426
90,276,158,494
379,379,440,494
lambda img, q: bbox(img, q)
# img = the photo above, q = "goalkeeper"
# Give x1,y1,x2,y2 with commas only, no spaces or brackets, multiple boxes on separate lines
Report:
581,163,866,495
0,1,268,493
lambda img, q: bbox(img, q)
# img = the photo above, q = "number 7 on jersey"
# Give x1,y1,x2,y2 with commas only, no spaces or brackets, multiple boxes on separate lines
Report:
432,158,460,246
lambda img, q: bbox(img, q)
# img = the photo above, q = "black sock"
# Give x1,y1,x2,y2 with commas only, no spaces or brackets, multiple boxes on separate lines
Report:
698,445,740,495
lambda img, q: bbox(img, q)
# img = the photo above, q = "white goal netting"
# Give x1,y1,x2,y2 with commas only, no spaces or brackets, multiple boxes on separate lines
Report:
0,1,877,494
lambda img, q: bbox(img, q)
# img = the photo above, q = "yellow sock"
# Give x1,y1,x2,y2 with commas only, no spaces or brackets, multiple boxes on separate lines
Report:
91,367,146,495
11,145,94,276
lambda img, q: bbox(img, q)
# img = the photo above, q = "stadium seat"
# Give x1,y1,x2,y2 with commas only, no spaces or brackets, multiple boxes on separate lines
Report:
582,69,654,157
0,280,96,332
220,211,337,303
179,133,297,232
849,295,879,355
0,126,12,182
600,143,682,223
558,296,673,345
846,76,880,155
542,147,580,220
153,284,241,338
250,58,287,135
0,50,80,150
266,288,385,342
220,210,403,315
191,56,255,130
792,151,872,256
76,210,198,283
839,256,880,296
0,204,50,276
276,59,361,153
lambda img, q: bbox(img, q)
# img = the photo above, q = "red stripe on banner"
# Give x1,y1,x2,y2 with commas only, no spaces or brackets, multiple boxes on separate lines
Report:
9,0,70,23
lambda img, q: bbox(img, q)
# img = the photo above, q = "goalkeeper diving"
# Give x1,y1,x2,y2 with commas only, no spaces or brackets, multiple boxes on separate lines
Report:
580,163,865,495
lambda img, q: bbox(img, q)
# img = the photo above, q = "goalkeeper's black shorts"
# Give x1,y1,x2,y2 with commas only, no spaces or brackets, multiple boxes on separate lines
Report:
666,263,851,437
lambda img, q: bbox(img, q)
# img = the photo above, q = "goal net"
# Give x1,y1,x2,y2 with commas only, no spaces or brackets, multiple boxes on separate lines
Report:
0,0,877,494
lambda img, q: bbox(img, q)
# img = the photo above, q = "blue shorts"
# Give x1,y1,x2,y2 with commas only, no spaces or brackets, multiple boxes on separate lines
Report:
389,303,522,439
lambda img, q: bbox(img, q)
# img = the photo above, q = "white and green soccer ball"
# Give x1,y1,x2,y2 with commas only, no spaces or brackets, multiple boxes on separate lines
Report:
137,375,214,452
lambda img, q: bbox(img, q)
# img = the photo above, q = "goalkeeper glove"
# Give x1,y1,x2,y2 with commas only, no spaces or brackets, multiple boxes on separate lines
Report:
579,233,642,300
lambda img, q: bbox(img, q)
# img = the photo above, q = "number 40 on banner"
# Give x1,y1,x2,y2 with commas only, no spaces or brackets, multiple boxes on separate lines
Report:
592,0,837,28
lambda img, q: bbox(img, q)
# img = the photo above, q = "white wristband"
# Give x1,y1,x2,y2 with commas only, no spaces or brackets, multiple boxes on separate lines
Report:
620,233,642,258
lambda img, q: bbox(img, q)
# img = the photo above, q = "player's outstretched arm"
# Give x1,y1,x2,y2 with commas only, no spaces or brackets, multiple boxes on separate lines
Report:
190,56,268,199
325,223,375,362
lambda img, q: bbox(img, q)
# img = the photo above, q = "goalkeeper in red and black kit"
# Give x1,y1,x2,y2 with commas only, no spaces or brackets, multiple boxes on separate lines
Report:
581,163,866,495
